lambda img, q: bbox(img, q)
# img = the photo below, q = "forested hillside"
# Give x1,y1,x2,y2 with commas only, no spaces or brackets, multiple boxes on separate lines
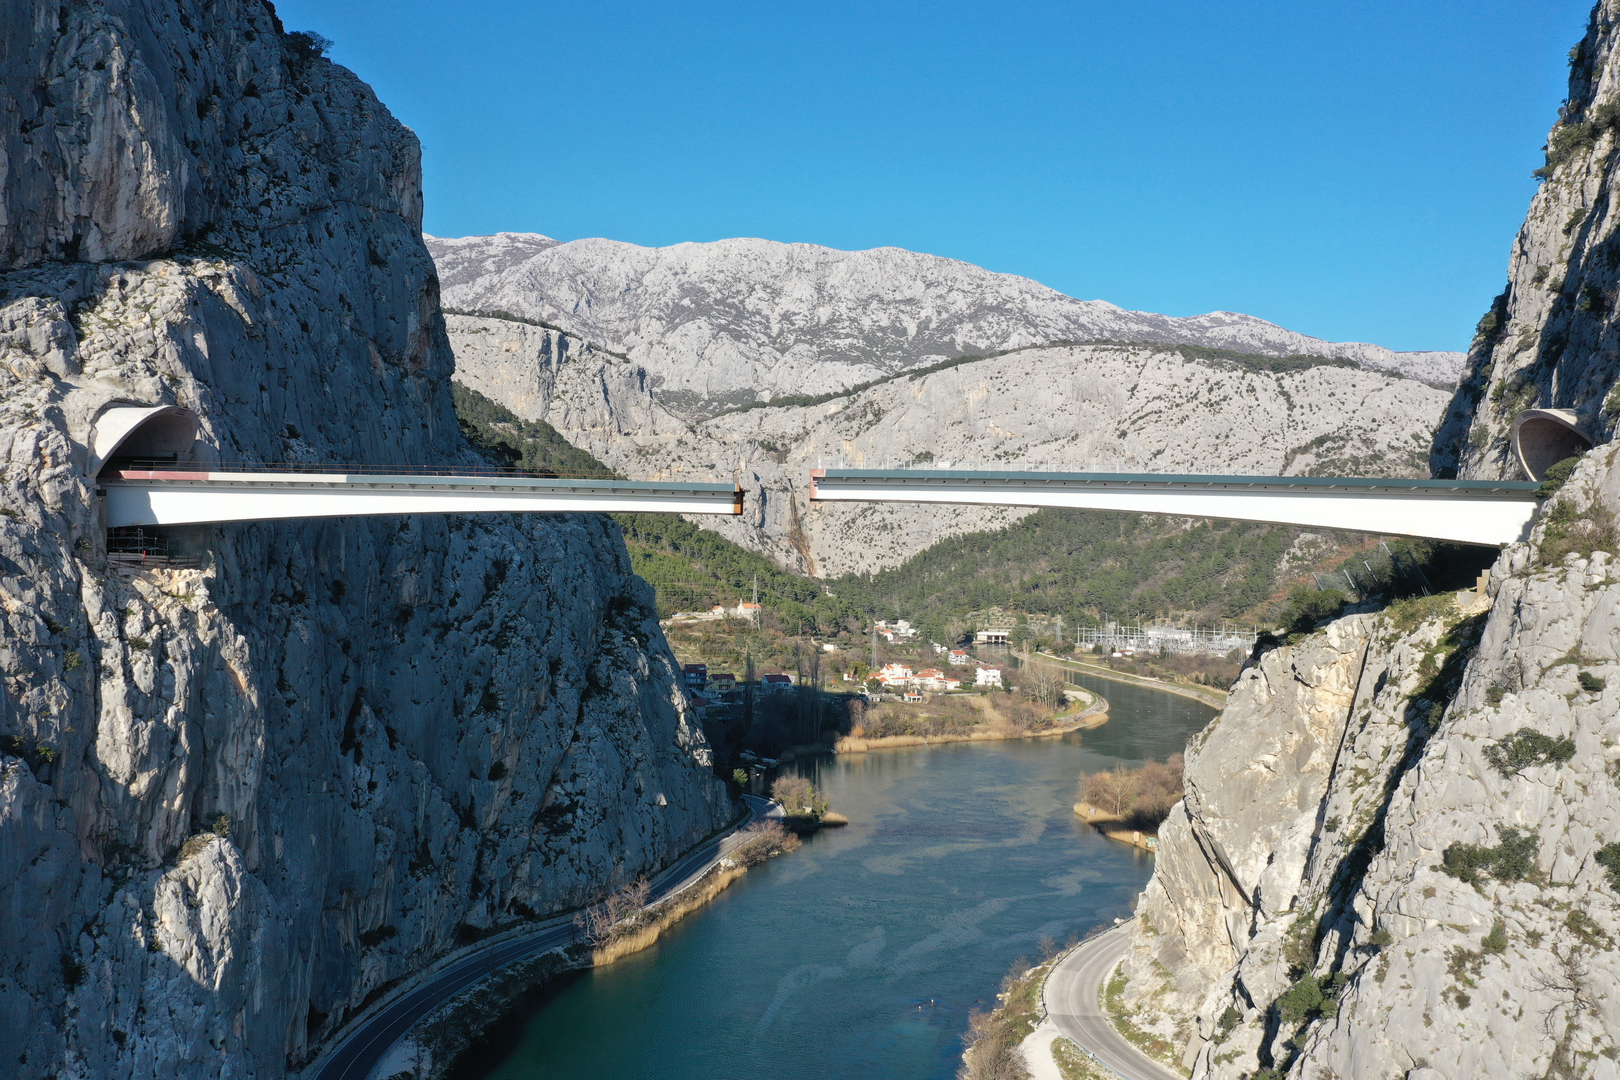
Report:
833,512,1294,629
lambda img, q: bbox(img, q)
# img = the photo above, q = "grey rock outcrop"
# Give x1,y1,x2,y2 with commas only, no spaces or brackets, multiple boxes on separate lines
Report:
1434,2,1620,479
450,318,1450,576
0,6,728,1080
1120,450,1620,1079
427,232,1465,419
1119,7,1620,1074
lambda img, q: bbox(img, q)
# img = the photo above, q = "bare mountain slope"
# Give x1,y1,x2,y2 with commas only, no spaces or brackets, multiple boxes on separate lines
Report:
448,313,1451,576
427,233,1465,418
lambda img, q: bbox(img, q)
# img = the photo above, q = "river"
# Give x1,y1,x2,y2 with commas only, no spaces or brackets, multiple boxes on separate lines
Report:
465,676,1215,1080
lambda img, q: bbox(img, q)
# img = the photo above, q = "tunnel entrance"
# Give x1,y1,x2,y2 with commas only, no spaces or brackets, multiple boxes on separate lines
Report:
1511,408,1593,482
90,405,202,570
88,404,199,477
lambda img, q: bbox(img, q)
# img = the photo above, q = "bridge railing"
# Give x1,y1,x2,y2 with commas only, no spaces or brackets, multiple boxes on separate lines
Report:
103,459,628,481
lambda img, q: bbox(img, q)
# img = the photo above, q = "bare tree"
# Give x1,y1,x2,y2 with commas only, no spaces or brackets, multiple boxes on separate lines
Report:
574,877,651,944
1080,756,1184,827
771,775,825,816
1030,669,1067,708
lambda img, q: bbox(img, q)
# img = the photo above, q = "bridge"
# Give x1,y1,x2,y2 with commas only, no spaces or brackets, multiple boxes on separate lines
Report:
91,403,1568,543
807,469,1542,546
90,404,741,527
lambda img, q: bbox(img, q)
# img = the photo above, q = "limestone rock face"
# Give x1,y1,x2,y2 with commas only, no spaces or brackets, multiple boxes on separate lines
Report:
1434,0,1620,479
427,232,1466,420
450,319,1450,576
0,6,728,1079
1122,448,1620,1079
1116,6,1620,1076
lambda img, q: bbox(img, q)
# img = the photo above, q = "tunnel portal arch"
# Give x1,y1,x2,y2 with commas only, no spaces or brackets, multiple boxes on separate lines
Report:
1510,409,1593,482
88,405,199,477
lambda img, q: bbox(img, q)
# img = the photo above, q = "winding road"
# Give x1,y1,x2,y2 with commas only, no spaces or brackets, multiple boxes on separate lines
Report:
307,795,775,1080
1041,922,1186,1080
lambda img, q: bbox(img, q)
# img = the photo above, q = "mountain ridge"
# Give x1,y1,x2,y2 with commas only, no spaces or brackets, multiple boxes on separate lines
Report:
446,310,1451,577
427,232,1465,418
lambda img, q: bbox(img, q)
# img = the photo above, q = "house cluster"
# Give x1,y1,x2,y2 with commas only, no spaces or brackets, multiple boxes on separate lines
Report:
660,600,761,627
870,663,1003,693
874,619,917,643
681,663,741,718
934,645,973,666
679,663,798,716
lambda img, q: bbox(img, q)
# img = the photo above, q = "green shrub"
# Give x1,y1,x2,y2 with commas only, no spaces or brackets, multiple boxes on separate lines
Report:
1483,728,1576,776
63,650,83,671
1276,975,1323,1024
1439,826,1540,885
1485,685,1505,706
1384,591,1456,634
1537,455,1581,498
285,30,333,60
1534,105,1620,178
1273,971,1348,1029
1369,929,1394,947
1539,501,1618,564
1481,919,1508,955
1578,672,1607,693
1596,842,1620,891
1280,587,1347,636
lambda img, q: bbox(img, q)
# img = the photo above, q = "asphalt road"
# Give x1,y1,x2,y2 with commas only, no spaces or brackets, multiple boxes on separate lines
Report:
308,797,771,1080
1042,922,1187,1080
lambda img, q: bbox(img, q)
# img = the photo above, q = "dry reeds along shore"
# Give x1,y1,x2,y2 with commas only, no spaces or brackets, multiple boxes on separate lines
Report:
579,819,801,966
1075,755,1184,851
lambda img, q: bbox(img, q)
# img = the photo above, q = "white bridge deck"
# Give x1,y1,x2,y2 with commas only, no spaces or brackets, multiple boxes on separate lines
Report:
101,466,743,527
808,469,1543,547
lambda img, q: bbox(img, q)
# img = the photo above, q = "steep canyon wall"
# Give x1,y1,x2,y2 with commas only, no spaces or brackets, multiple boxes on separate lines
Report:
1123,4,1620,1077
0,4,728,1078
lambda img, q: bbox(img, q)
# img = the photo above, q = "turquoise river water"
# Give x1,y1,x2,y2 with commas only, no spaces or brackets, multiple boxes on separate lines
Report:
467,673,1216,1080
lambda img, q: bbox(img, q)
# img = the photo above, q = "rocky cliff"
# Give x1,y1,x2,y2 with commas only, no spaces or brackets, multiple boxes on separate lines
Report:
0,5,729,1079
450,314,1450,576
1119,6,1620,1076
1434,4,1620,479
427,232,1466,419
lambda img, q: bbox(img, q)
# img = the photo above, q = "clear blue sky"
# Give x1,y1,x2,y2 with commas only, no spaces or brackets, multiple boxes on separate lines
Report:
272,0,1591,352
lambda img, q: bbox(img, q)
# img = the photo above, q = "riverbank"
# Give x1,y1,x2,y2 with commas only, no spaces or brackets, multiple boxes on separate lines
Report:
379,816,799,1080
1073,801,1157,853
1022,651,1228,709
829,688,1108,753
310,798,784,1080
589,862,749,966
455,673,1211,1080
